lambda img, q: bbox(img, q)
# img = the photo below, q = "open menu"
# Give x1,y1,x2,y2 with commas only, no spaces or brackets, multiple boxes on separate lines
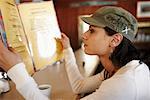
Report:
0,0,63,75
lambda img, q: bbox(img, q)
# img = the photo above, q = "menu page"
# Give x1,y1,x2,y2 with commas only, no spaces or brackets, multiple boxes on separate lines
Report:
18,1,63,70
0,0,34,74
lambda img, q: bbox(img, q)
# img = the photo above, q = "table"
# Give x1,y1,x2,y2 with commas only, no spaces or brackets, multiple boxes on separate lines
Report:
0,62,78,100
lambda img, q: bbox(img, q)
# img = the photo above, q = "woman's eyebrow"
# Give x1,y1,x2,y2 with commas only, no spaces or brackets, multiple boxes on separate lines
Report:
89,25,94,29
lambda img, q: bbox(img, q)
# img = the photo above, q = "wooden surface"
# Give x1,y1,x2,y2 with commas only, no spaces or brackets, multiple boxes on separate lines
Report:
0,62,78,100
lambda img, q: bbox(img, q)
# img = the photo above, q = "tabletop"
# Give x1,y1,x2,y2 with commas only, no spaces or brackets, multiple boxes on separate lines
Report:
0,61,78,100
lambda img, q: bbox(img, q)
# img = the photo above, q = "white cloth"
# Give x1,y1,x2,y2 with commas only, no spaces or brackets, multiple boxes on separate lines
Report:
0,79,10,94
64,47,150,100
7,47,150,100
7,63,49,100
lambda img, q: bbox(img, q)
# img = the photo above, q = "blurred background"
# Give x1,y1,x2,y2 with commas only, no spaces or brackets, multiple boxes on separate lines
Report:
16,0,150,76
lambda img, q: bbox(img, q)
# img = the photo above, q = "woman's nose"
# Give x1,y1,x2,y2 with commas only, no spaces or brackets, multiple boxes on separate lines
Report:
82,31,88,40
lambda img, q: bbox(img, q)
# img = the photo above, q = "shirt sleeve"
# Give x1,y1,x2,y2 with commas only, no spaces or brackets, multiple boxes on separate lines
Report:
7,63,49,100
80,72,136,100
63,47,104,94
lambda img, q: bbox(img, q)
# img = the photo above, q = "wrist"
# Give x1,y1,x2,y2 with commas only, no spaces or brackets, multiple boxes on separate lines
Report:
7,62,31,88
5,61,23,72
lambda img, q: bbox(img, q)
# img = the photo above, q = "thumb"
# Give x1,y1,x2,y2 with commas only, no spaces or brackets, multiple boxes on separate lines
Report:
0,35,8,48
8,47,17,54
0,37,6,48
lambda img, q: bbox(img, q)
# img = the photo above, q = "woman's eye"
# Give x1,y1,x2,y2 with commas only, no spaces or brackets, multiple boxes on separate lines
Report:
89,29,94,33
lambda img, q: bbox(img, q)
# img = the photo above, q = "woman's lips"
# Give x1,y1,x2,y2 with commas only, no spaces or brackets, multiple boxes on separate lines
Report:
84,44,87,47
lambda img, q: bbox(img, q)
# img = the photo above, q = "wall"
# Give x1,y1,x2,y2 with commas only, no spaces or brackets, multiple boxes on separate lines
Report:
54,0,150,50
21,0,150,50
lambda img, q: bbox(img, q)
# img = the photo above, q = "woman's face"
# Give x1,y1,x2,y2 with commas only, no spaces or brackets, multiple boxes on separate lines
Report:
82,25,111,56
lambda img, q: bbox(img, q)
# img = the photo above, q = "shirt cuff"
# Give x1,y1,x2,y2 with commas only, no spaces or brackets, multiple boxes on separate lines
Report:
7,63,31,88
63,47,73,54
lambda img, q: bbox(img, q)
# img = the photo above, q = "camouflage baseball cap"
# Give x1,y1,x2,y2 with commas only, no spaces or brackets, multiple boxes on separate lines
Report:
81,6,138,41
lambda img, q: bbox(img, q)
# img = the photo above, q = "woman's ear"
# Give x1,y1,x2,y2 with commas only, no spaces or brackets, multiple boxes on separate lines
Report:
110,33,123,47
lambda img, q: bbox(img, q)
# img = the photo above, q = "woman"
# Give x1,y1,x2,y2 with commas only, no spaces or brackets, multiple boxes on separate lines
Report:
0,6,149,100
60,6,150,100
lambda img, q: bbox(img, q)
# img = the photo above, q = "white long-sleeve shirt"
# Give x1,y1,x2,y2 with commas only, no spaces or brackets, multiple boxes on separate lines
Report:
7,63,49,100
64,47,150,100
7,47,150,100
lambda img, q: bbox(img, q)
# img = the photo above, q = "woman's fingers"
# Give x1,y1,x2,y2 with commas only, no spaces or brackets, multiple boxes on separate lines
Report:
0,39,5,48
61,33,68,39
61,33,65,37
8,47,17,54
60,33,71,49
0,39,16,54
0,36,17,54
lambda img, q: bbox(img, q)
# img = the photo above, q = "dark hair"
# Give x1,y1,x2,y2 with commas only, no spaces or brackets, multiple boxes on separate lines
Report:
104,27,149,68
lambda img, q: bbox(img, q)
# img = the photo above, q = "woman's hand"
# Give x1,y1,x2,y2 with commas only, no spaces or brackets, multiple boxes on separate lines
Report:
0,40,22,71
60,33,71,49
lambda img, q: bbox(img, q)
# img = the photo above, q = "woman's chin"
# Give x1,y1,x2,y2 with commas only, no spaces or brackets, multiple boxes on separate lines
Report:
84,49,93,55
84,49,88,54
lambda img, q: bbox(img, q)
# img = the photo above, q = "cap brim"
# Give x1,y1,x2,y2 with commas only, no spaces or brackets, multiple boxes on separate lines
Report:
81,17,105,28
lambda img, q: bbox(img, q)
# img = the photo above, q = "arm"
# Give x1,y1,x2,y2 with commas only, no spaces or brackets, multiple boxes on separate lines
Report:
7,63,49,100
80,76,136,100
0,40,49,100
64,47,104,94
60,33,104,94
